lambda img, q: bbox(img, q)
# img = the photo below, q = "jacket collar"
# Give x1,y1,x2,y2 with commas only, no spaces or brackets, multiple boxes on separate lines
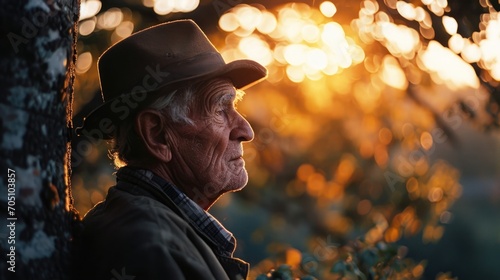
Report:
115,166,237,256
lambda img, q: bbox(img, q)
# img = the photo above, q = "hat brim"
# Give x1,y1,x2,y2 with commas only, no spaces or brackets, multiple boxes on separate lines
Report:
75,59,267,140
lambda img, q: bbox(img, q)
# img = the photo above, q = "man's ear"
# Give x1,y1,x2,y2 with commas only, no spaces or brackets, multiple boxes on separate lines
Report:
135,109,172,162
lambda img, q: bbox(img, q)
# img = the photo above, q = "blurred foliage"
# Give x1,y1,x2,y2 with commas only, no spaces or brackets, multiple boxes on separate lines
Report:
72,0,500,279
252,241,428,280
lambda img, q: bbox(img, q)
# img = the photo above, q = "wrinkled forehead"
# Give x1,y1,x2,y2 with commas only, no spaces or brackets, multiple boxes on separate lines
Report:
194,78,245,107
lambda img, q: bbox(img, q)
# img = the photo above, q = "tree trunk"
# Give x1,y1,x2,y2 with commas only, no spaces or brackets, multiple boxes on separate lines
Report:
0,0,80,279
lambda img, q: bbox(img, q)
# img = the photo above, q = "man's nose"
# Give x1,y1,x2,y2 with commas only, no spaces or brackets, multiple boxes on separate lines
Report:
231,112,254,142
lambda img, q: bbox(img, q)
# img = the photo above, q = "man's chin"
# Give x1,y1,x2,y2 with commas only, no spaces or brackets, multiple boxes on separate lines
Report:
228,171,249,193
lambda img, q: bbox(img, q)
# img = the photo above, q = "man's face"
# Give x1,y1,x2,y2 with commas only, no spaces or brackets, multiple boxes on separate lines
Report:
166,79,254,208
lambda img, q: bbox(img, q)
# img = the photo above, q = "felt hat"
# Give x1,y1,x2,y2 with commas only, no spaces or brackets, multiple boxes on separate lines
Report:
76,19,267,139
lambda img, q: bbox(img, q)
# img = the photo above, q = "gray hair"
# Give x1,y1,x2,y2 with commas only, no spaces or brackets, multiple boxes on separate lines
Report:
108,85,196,168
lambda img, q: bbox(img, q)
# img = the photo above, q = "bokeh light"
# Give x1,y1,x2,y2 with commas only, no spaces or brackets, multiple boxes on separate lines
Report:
319,1,337,18
96,8,123,30
442,15,458,35
72,1,500,279
219,4,365,83
79,0,101,21
419,40,479,89
75,52,92,74
79,18,96,36
153,0,199,15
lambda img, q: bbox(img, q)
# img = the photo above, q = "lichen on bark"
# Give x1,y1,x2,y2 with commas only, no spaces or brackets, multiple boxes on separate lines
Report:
0,0,80,279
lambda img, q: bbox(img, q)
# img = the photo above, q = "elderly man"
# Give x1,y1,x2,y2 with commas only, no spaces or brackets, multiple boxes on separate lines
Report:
73,19,266,280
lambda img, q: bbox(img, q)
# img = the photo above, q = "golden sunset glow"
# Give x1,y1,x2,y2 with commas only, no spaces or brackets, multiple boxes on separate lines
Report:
72,1,500,278
419,40,479,89
212,2,476,251
218,4,365,83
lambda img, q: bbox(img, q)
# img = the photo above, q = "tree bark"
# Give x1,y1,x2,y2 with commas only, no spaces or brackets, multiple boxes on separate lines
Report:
0,0,80,279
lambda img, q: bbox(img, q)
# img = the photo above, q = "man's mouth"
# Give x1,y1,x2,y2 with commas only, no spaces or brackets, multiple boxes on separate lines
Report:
230,156,243,161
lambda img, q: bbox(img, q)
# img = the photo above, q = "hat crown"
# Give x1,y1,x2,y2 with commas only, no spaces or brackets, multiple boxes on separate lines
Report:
98,19,222,101
77,19,267,139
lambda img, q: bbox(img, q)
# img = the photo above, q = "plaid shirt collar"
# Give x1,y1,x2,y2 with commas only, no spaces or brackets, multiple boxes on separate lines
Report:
117,166,236,256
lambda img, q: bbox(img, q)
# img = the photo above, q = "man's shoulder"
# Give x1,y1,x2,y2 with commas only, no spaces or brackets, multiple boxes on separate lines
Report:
74,186,226,280
82,186,191,241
